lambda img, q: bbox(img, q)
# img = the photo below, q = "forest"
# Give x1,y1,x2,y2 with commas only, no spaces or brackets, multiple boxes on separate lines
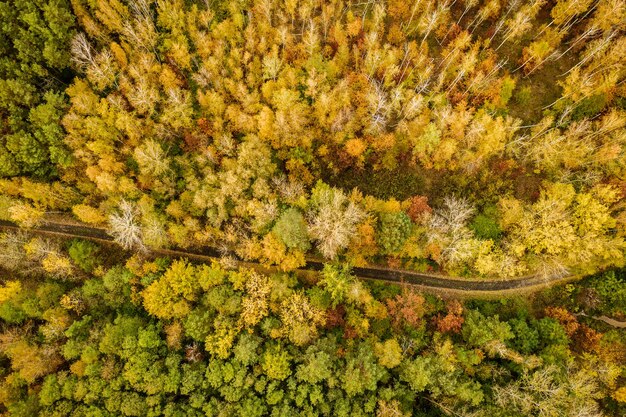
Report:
0,0,625,415
0,236,624,416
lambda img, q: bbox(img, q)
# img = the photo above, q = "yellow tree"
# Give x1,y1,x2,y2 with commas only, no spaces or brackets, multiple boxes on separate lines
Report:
142,259,198,320
8,202,44,228
277,292,326,346
72,204,107,224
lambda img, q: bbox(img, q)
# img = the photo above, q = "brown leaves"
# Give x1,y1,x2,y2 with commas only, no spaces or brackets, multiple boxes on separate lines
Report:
544,306,604,352
405,195,432,223
544,306,580,337
165,321,184,350
573,324,602,352
185,343,203,363
386,289,426,329
433,300,465,334
325,305,346,329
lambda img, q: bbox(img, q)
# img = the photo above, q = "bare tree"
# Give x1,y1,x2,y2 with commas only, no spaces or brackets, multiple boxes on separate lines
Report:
428,196,476,267
535,256,569,280
0,233,75,279
0,232,30,271
122,0,158,55
493,364,604,417
308,186,365,259
273,175,305,202
134,139,170,177
108,200,145,251
70,32,118,90
70,33,95,69
430,196,475,234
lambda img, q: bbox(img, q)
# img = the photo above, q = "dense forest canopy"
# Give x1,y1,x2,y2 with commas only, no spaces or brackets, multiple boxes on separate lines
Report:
1,0,626,415
0,236,625,416
0,0,625,277
1,0,625,278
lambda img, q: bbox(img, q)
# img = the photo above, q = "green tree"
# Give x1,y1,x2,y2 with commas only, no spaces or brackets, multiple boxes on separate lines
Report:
319,264,355,307
341,342,386,397
0,0,74,177
462,310,514,357
377,211,412,254
296,349,333,384
272,208,311,251
67,239,99,272
400,356,432,392
508,318,539,355
262,344,292,381
470,207,502,240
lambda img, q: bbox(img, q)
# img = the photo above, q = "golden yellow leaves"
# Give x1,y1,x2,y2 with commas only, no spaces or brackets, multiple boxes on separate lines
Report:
260,232,307,272
205,318,239,360
8,202,44,228
72,204,107,224
0,281,21,304
1,340,63,384
276,292,326,346
142,259,197,320
496,182,625,276
41,254,73,278
374,339,403,368
614,387,626,403
240,272,272,327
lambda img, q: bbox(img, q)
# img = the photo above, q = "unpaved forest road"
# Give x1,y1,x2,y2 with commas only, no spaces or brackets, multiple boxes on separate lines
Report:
575,312,626,329
0,220,585,297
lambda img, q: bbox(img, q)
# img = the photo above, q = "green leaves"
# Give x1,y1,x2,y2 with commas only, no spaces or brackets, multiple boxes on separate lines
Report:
319,263,355,307
296,347,334,384
461,310,514,348
1,247,621,417
261,344,292,381
67,239,99,272
400,356,432,392
272,208,311,251
341,342,386,397
469,207,502,240
377,212,412,254
0,0,74,177
508,318,540,354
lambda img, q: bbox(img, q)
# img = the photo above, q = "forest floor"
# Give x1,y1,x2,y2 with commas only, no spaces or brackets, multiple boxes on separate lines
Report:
323,162,432,200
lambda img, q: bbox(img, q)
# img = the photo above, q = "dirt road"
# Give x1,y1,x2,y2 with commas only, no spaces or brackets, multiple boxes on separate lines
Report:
0,220,582,297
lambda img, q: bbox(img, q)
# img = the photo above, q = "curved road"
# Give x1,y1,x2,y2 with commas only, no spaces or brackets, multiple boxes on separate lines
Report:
0,220,582,296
